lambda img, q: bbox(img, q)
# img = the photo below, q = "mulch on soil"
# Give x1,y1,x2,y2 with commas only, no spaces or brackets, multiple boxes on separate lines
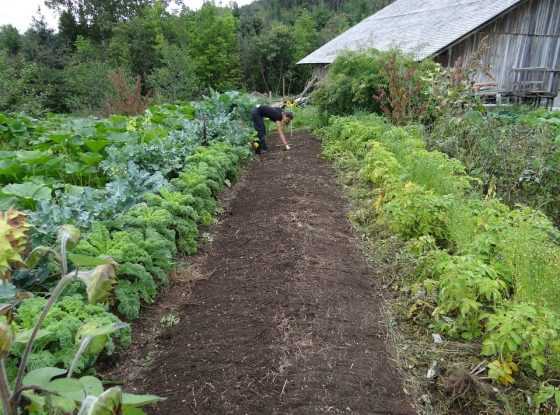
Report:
107,132,416,414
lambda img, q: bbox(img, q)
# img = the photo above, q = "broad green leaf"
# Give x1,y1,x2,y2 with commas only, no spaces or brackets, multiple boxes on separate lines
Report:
85,139,109,153
2,182,52,202
47,133,72,144
80,153,104,166
122,393,164,407
77,322,128,339
23,367,66,387
65,161,85,175
15,150,51,165
0,282,17,302
46,378,86,402
79,376,104,397
0,194,18,211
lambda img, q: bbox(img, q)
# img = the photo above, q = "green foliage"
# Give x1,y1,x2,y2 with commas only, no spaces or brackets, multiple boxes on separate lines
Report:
482,303,560,377
312,50,439,120
183,4,241,91
148,43,199,102
12,295,130,373
382,182,454,241
428,253,508,339
427,110,560,224
63,37,114,114
312,50,389,116
319,113,560,387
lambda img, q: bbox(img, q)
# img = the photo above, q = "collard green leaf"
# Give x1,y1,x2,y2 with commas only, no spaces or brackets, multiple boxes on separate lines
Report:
46,378,86,402
23,367,66,387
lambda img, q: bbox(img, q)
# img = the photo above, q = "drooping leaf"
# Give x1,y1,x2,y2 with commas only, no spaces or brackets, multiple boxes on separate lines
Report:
26,246,59,268
78,386,123,415
58,225,81,251
79,376,104,397
76,321,128,356
75,263,117,304
15,328,51,344
122,393,164,406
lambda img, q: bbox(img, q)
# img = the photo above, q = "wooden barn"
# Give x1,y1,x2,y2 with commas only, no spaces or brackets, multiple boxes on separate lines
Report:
298,0,560,108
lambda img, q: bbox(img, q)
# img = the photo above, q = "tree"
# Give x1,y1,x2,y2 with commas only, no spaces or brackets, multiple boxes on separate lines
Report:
183,4,241,91
45,0,158,42
63,36,114,113
148,43,198,102
293,10,318,61
0,25,21,56
252,23,296,95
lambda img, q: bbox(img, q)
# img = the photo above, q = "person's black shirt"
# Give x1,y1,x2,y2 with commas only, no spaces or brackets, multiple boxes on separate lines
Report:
257,105,283,122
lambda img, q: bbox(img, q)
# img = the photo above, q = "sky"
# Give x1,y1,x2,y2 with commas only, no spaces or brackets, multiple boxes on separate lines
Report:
0,0,256,32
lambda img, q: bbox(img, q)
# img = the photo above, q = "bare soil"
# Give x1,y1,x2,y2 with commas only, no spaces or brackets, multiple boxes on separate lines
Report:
104,132,416,415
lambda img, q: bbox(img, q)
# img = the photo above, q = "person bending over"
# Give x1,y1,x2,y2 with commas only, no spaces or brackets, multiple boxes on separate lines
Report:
251,105,293,153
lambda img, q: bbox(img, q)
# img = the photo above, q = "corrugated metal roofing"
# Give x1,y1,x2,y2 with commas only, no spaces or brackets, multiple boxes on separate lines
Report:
298,0,525,64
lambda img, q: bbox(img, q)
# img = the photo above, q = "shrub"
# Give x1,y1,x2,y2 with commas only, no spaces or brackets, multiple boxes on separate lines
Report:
427,110,560,223
312,49,440,124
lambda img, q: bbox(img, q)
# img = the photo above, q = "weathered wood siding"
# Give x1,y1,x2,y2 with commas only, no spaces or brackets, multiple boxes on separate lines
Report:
435,0,560,107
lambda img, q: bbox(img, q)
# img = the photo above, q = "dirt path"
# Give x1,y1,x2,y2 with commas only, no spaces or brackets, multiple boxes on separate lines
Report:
113,132,415,414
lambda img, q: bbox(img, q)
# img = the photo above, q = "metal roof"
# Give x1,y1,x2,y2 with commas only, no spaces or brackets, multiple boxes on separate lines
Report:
297,0,525,64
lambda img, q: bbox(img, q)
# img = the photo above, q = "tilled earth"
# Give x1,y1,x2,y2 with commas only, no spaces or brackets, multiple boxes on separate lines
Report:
108,132,415,414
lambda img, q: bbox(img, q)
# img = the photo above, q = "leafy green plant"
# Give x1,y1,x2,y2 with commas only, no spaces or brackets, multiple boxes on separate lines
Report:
318,113,560,390
482,303,560,378
381,182,454,241
0,217,160,415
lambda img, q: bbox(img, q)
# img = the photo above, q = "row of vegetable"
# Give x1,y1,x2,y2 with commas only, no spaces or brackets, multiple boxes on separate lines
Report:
318,114,560,411
0,91,258,414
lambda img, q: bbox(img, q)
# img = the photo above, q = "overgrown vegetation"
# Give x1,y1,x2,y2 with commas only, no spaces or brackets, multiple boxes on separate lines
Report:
308,48,560,413
318,114,560,413
427,109,560,225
